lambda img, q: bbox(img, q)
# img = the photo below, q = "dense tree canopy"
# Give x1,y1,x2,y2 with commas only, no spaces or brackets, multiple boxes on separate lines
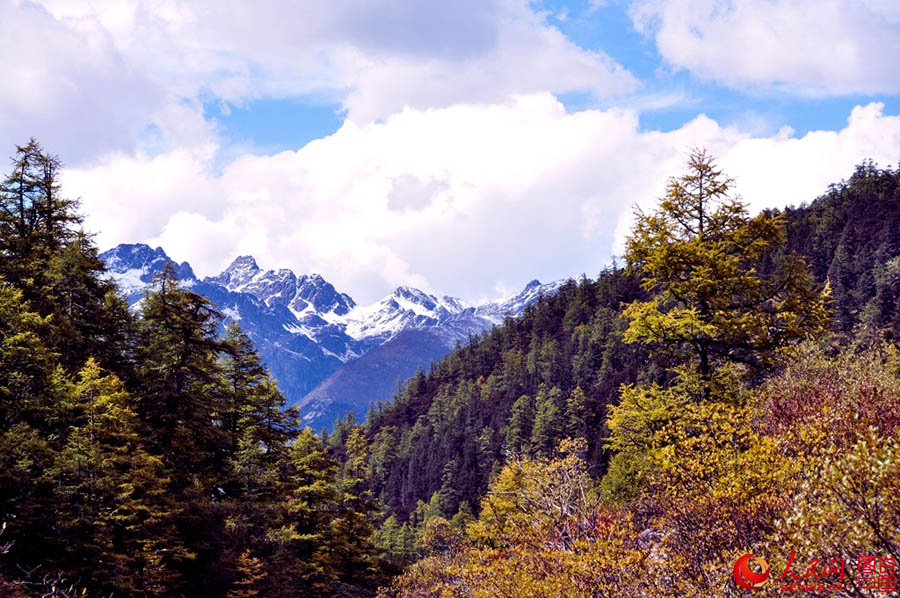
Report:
0,142,381,597
378,155,900,598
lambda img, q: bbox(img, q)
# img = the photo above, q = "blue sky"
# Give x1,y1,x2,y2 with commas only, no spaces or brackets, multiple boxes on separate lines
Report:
4,0,900,303
203,0,900,153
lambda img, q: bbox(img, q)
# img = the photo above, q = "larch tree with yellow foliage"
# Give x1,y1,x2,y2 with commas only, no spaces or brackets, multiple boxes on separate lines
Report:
621,148,830,398
605,149,831,502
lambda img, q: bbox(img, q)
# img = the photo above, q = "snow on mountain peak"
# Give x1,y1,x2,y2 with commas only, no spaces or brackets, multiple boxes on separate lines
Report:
208,255,262,291
294,274,356,317
474,279,563,324
99,243,196,300
101,242,566,368
392,285,436,308
342,286,469,341
229,255,259,271
199,258,356,323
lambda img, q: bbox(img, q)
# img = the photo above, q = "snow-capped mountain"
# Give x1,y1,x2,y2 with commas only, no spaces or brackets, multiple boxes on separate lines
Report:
100,243,565,430
207,256,355,321
102,246,364,403
296,279,567,428
101,244,197,303
344,286,468,341
476,279,566,324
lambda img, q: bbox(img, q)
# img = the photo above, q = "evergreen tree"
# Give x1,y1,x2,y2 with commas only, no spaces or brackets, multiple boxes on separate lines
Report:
326,429,379,586
0,141,389,597
530,386,564,457
47,360,188,595
0,283,53,429
220,325,296,458
226,550,266,598
564,386,589,441
0,140,125,372
135,261,226,477
503,394,535,453
133,262,229,593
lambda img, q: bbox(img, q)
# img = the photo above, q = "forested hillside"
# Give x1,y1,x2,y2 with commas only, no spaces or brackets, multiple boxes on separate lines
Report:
779,159,900,339
352,269,656,525
351,153,900,589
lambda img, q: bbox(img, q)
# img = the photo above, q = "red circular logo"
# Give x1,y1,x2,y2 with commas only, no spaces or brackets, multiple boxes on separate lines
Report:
733,553,770,589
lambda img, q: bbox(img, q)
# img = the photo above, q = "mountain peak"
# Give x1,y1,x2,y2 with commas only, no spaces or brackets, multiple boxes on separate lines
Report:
473,278,564,323
99,243,196,299
393,285,429,299
101,243,168,269
295,274,356,316
225,255,260,272
206,255,263,292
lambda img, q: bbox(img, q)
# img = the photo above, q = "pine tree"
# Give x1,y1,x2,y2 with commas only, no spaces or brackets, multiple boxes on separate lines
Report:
326,429,378,586
503,394,534,453
530,386,564,457
564,386,589,441
133,262,228,593
0,140,123,373
47,360,189,595
220,325,296,458
0,282,58,577
604,149,832,502
226,550,266,598
0,139,80,282
135,261,226,476
0,283,53,428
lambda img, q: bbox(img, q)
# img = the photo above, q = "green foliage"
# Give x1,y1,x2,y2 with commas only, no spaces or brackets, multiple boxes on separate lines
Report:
378,153,900,596
529,386,564,457
385,343,900,598
0,141,381,597
777,159,900,340
602,150,831,504
358,156,900,570
382,439,651,598
358,268,653,526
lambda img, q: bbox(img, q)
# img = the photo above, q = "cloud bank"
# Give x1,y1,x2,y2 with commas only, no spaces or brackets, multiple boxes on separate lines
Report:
63,98,900,304
631,0,900,94
3,0,636,163
5,0,900,302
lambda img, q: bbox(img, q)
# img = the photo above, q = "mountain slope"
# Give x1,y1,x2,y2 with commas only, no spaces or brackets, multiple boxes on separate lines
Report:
100,245,564,428
356,272,650,521
299,329,454,429
353,162,900,523
101,246,359,399
299,280,567,430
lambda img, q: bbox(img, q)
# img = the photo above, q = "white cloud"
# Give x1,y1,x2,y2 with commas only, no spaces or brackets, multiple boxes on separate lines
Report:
9,0,900,303
62,96,900,304
631,0,900,94
720,103,900,210
337,2,637,122
0,0,165,161
2,0,636,164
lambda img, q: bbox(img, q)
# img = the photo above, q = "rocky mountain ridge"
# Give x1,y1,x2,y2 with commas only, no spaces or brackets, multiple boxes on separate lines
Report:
100,243,564,429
